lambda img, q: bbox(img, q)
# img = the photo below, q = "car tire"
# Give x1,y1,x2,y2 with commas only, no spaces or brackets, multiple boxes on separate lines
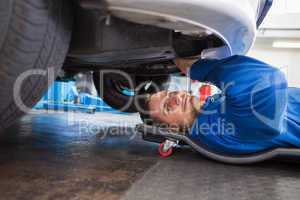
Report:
93,72,170,113
0,0,73,131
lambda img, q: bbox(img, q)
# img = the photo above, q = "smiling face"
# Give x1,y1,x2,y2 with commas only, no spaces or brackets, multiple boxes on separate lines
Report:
147,91,201,128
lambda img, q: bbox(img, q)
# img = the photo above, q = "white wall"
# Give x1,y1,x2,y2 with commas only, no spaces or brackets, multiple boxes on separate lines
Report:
248,39,300,88
250,0,300,88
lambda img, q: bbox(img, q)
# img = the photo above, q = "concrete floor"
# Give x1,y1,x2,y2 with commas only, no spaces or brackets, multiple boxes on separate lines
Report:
1,111,300,200
0,111,158,200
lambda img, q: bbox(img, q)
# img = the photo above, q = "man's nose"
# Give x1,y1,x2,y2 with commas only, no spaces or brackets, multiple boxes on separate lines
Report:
169,96,179,107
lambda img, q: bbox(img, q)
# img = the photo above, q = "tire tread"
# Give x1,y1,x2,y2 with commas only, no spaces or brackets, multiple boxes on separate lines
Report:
0,0,72,130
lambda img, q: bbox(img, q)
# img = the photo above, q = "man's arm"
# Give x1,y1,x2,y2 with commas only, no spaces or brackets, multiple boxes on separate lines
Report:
175,57,199,75
176,55,287,110
178,55,288,134
188,56,287,104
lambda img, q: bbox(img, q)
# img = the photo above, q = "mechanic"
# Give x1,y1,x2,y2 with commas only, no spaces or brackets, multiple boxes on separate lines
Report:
138,55,300,155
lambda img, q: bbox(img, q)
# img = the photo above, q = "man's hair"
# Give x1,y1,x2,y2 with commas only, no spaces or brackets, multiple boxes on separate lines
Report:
136,93,155,125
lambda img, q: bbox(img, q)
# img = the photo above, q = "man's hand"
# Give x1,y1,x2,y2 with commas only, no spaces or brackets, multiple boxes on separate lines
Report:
175,57,198,75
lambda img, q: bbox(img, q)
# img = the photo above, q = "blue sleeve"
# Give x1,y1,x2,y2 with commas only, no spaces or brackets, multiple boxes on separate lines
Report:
190,55,288,133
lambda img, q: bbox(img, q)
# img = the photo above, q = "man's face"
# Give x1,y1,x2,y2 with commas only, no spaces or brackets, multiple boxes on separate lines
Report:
148,91,199,128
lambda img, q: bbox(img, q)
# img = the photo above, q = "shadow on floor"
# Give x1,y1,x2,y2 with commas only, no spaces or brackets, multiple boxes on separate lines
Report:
0,111,158,200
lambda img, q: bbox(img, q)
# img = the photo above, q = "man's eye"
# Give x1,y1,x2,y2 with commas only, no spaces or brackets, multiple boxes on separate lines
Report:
166,105,170,112
164,102,170,113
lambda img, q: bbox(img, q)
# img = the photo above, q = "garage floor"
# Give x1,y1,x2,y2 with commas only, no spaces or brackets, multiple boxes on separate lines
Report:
1,111,300,200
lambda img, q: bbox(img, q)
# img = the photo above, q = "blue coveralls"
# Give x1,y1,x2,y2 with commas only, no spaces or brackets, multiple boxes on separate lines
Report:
189,55,300,155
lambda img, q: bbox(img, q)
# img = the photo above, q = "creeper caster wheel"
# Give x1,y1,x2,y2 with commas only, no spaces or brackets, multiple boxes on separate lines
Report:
158,140,178,157
158,143,173,157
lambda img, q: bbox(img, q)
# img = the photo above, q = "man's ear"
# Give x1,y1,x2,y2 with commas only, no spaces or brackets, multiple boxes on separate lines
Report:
166,124,186,135
154,123,188,135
